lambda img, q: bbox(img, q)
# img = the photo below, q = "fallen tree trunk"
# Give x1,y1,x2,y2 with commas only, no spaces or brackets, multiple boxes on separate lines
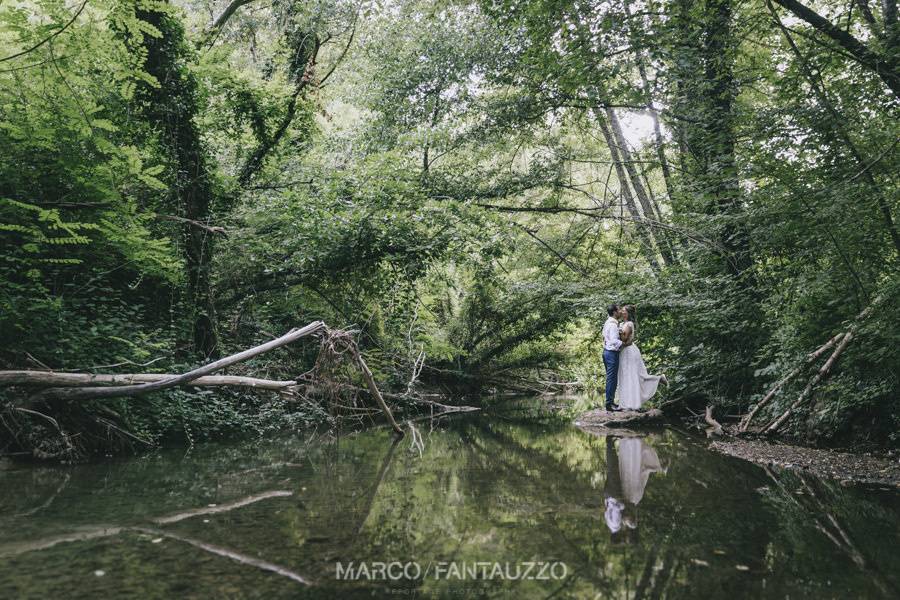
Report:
741,302,876,434
6,321,406,442
763,329,856,435
25,321,326,402
0,371,298,390
739,331,845,432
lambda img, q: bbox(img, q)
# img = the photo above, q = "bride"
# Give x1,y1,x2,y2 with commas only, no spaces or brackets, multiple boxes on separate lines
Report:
617,305,667,410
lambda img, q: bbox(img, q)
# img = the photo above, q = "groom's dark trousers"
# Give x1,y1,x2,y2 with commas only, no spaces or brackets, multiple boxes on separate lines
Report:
603,349,619,408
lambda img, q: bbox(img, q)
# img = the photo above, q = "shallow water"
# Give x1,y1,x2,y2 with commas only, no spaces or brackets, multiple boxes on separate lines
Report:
1,406,899,599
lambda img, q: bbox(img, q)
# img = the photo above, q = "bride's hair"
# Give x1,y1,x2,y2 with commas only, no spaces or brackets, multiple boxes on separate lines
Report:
624,305,636,322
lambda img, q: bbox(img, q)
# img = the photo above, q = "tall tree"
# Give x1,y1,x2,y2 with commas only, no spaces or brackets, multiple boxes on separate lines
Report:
668,0,751,277
595,110,662,271
604,106,676,266
137,2,219,357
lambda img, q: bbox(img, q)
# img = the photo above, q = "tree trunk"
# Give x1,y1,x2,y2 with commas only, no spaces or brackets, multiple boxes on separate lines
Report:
236,28,319,186
671,0,751,277
771,0,900,99
595,110,661,271
739,331,845,431
605,107,675,266
768,4,900,258
622,0,675,202
137,4,218,357
763,330,855,434
702,0,751,275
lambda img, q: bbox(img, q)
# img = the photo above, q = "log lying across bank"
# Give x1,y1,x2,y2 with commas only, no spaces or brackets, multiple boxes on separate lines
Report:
738,330,846,432
0,371,299,390
2,321,404,436
22,322,326,403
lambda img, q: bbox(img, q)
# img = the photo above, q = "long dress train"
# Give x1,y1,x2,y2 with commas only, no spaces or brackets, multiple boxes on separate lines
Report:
617,343,663,410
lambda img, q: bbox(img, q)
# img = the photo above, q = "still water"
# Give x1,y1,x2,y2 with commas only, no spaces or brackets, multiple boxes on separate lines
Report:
1,406,898,599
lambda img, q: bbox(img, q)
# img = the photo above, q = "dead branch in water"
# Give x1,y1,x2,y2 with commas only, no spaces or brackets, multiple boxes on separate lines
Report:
704,405,724,437
0,487,302,576
350,345,403,435
311,328,404,436
153,490,294,525
133,527,312,585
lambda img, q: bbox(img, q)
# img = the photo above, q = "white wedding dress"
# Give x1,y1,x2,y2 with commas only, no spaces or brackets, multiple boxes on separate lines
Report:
617,323,663,410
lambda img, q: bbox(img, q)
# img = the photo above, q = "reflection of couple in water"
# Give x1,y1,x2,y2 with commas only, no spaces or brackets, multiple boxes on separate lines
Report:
603,436,665,542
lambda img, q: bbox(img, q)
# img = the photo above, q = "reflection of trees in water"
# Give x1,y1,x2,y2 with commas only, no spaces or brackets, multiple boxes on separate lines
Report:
0,435,324,535
456,419,620,595
269,422,899,599
460,419,777,599
759,466,899,598
460,420,686,597
4,418,900,598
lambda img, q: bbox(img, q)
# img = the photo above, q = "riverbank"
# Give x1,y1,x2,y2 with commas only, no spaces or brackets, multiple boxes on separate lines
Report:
710,438,900,487
572,406,900,487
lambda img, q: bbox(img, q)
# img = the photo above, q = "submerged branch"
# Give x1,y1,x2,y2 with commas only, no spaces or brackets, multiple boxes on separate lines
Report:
133,527,312,586
153,490,294,525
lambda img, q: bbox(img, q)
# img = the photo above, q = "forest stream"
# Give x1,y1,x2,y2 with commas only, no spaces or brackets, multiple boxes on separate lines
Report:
2,402,898,599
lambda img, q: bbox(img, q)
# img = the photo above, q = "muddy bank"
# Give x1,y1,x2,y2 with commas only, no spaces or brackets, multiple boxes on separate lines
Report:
711,438,900,487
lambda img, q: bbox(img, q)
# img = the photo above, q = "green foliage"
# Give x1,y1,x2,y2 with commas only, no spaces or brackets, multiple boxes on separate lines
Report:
0,0,183,366
3,0,899,457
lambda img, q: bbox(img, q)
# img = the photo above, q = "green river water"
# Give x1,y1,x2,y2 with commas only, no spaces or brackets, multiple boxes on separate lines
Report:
1,404,898,599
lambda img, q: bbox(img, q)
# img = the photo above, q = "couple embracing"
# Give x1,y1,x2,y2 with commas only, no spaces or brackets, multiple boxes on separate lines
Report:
602,304,667,412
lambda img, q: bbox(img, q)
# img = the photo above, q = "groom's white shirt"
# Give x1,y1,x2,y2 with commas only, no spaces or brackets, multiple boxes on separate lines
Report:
603,317,622,351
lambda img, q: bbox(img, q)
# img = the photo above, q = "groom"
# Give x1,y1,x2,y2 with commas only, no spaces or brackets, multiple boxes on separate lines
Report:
603,304,624,412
